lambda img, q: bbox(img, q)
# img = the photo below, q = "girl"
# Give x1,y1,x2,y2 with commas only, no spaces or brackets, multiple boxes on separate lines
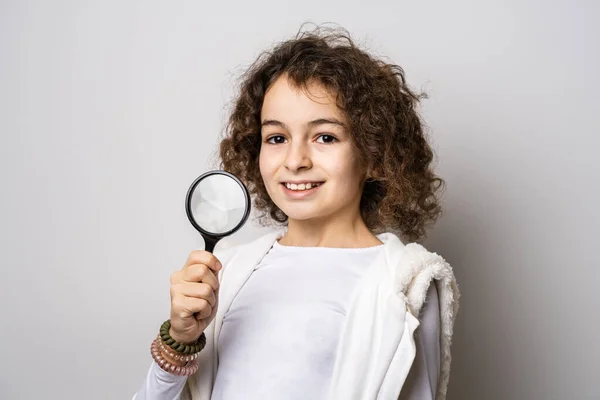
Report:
135,26,459,400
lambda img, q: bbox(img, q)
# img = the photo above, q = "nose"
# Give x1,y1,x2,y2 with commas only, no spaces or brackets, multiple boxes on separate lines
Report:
284,141,312,172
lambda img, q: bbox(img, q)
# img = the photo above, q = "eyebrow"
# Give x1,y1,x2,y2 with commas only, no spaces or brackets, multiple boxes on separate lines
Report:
261,118,346,130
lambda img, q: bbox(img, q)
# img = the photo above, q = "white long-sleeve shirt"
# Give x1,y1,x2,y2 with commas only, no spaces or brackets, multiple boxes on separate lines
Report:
135,240,440,400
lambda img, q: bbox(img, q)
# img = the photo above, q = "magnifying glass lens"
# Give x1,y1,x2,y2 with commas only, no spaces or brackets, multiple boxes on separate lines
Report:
187,172,249,236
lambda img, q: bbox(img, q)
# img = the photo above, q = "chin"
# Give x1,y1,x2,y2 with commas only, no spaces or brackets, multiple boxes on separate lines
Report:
285,213,317,222
280,207,330,223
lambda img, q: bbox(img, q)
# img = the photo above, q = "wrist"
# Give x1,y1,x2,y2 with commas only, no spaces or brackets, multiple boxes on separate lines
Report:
169,327,198,345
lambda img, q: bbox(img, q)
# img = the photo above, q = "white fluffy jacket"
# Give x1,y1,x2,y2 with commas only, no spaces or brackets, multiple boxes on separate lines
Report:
180,230,460,400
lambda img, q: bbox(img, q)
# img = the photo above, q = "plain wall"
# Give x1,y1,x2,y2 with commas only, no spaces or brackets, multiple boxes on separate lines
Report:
1,0,598,399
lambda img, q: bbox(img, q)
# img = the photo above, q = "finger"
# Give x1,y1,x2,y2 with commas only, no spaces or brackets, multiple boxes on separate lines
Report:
195,310,213,321
175,282,217,307
191,298,212,320
194,292,219,322
170,269,183,285
172,295,211,320
183,264,220,290
183,250,222,273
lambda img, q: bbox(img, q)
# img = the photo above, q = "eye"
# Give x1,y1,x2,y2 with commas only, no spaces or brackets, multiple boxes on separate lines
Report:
316,134,337,144
266,135,287,144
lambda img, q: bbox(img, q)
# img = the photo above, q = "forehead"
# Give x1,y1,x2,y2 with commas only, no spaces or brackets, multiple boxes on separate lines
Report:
261,76,346,123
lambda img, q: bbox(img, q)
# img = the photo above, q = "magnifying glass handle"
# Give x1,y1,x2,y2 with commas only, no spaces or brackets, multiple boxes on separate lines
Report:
204,236,219,253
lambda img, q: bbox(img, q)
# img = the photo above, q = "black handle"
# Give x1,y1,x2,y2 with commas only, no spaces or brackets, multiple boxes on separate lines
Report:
203,235,220,253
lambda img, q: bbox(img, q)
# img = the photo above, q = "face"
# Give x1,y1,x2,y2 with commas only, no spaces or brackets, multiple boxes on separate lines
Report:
259,75,367,224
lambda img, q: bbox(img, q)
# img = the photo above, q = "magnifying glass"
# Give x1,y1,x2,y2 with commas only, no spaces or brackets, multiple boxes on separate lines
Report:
185,170,251,252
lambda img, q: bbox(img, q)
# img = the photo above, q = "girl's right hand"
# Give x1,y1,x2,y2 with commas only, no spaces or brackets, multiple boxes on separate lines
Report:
168,250,222,344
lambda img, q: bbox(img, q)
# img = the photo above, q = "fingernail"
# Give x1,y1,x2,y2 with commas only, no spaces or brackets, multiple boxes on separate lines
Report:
217,261,222,270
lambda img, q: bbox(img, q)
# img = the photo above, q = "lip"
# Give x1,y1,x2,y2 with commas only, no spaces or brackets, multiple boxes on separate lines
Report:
280,182,324,199
281,180,323,184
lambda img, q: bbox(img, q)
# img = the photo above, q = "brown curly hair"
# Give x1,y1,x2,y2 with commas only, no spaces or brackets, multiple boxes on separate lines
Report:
218,26,444,242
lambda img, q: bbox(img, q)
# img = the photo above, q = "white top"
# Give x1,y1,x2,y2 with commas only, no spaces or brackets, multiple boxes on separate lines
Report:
134,241,440,400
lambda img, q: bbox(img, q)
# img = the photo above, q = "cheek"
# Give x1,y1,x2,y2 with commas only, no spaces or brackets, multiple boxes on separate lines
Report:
259,149,275,184
326,153,364,187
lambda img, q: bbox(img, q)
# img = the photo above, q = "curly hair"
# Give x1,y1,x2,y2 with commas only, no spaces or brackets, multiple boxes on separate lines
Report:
219,26,444,242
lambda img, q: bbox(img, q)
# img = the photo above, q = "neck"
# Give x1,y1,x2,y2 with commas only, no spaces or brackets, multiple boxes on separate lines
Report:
279,209,382,248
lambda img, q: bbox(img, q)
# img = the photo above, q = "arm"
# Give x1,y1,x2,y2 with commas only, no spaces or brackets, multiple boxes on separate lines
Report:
133,362,188,400
399,281,441,400
134,248,224,400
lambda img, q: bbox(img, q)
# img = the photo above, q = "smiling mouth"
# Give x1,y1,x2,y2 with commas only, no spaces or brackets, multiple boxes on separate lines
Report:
281,182,324,191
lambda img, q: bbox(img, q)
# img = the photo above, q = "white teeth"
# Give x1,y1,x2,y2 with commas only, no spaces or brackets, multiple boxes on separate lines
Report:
285,182,321,191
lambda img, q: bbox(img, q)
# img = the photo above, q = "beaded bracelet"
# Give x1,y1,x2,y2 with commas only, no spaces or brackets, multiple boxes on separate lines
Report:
156,334,199,363
159,320,206,354
151,337,199,376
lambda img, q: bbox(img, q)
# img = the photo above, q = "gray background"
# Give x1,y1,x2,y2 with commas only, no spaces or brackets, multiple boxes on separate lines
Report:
1,0,598,399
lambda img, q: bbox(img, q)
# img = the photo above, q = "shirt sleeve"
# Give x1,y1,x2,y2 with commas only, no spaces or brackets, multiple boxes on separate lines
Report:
398,280,441,400
133,361,188,400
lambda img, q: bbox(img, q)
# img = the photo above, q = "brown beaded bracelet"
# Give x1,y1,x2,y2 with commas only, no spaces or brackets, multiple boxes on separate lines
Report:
159,320,206,355
156,334,199,363
151,337,199,376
